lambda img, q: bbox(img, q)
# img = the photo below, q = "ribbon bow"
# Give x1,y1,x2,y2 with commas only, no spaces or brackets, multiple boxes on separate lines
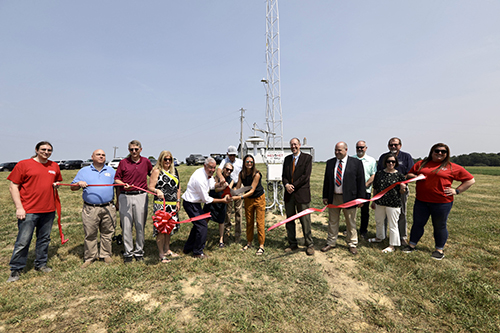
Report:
152,203,179,234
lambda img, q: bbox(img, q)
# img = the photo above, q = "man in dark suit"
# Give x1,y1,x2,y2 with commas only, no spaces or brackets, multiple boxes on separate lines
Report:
321,142,366,255
282,138,314,256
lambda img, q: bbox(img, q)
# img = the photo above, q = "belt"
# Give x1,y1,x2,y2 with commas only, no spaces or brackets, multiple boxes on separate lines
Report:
123,191,142,195
154,200,179,206
84,201,113,207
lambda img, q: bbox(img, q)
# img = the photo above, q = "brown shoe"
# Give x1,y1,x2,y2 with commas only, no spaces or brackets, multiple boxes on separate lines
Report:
193,253,208,259
349,247,358,255
284,245,299,253
103,257,113,264
321,244,335,252
81,260,93,269
306,246,315,256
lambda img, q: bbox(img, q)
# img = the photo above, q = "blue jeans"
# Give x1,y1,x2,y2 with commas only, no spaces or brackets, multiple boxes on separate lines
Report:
409,200,453,250
9,212,55,271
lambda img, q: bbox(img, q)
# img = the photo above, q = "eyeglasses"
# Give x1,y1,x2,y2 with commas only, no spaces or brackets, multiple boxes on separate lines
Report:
389,143,400,147
164,157,172,162
434,149,447,154
225,167,233,173
356,146,366,150
386,160,396,164
39,149,52,152
245,160,254,164
129,148,140,152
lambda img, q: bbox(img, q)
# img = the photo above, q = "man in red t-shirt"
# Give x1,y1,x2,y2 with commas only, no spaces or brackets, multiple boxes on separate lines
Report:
114,140,152,263
7,141,62,282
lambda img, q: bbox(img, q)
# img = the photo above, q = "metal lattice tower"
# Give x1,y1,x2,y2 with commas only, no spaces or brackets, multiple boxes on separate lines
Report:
263,0,283,152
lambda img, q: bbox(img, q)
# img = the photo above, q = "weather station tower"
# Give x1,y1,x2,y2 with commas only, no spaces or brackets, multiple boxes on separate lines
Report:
261,0,284,214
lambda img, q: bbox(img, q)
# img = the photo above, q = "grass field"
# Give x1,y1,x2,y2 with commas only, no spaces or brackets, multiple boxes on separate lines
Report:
0,164,499,332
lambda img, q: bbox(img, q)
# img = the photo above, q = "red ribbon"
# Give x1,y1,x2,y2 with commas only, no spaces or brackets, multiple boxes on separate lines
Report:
58,182,212,240
54,188,69,244
267,174,426,231
151,200,211,235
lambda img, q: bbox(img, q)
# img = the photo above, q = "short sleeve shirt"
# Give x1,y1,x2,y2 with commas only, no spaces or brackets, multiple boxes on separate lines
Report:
8,159,63,213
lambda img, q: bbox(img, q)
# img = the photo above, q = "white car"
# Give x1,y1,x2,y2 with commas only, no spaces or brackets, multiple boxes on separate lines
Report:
108,157,123,169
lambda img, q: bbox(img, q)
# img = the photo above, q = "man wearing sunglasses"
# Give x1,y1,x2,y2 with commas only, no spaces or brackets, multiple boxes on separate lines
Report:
114,140,152,263
377,137,414,245
352,141,377,240
217,145,243,243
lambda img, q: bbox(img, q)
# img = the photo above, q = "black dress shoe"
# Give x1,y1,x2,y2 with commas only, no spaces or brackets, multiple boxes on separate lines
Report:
321,244,335,252
284,245,299,253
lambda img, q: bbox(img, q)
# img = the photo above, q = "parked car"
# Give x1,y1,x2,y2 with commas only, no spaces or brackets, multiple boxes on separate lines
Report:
0,162,17,172
81,159,93,168
173,157,179,167
56,161,66,168
186,154,206,166
149,158,158,166
210,153,225,165
108,157,123,169
62,160,84,170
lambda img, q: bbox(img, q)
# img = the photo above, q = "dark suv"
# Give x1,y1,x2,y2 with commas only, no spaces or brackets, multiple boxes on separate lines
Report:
0,162,17,172
186,154,206,166
62,160,83,170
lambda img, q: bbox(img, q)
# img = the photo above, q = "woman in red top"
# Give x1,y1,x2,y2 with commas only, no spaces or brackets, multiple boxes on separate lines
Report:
402,143,475,260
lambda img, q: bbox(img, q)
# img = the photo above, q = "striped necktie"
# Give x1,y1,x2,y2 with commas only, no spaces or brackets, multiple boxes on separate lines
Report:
335,160,343,186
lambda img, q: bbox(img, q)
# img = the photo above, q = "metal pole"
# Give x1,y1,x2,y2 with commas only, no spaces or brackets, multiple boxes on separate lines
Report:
239,108,245,158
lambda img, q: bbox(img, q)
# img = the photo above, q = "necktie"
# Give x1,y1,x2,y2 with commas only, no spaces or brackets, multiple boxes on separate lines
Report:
291,156,296,183
335,160,343,186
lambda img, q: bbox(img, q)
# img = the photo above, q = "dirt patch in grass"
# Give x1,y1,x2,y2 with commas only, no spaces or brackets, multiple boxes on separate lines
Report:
290,211,404,330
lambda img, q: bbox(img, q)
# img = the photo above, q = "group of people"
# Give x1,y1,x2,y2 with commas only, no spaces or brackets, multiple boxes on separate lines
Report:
6,137,475,282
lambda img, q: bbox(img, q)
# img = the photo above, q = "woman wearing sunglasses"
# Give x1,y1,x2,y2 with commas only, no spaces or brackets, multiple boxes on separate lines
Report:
148,150,181,263
403,143,475,260
370,153,407,253
231,155,266,255
203,162,234,248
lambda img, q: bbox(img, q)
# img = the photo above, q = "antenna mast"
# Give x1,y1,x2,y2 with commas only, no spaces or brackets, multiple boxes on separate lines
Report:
263,0,283,152
263,0,284,214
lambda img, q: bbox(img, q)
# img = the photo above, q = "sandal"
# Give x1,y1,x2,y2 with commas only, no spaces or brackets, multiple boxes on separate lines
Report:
382,246,395,253
368,238,383,243
241,244,252,251
160,257,171,263
256,247,265,255
165,251,179,257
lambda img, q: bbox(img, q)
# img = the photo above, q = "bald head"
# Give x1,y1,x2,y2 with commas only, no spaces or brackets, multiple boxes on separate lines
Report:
91,149,106,169
334,142,348,160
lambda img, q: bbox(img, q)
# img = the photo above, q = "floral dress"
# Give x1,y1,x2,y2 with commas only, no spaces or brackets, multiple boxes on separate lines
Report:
373,170,406,207
153,168,180,236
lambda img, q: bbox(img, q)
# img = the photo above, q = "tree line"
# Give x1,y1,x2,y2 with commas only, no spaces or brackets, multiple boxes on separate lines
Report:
413,152,500,166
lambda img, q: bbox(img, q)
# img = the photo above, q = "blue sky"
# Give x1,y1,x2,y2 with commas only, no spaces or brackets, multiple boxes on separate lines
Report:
1,1,498,163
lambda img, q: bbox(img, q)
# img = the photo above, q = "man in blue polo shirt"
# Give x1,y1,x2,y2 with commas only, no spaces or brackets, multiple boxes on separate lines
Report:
72,149,116,268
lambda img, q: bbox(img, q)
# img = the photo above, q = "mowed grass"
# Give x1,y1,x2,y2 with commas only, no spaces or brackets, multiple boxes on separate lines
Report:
0,164,499,332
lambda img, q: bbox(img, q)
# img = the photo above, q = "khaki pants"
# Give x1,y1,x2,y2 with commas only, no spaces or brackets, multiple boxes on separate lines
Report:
82,203,116,261
326,194,358,248
224,197,243,238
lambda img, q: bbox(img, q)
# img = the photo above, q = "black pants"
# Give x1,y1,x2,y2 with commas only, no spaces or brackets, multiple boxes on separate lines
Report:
183,201,208,256
359,192,371,235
